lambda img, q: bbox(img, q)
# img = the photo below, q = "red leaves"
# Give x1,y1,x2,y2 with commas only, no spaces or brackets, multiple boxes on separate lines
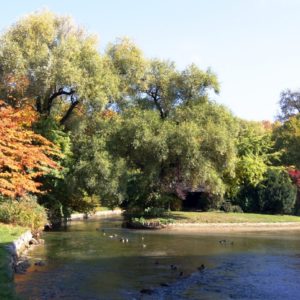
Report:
288,168,300,187
0,100,59,198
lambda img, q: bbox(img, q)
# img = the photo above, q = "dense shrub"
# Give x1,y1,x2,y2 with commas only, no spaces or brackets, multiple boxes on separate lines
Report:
124,206,166,219
233,185,260,213
257,169,297,214
220,201,243,213
0,195,48,232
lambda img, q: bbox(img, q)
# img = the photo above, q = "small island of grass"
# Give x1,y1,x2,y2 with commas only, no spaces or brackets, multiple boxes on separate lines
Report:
126,211,300,232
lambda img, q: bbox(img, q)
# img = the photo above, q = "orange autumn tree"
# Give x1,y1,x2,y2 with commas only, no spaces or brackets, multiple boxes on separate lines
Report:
0,100,59,198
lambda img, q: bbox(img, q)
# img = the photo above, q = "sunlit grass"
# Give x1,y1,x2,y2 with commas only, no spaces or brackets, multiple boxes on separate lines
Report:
169,211,300,223
0,223,27,300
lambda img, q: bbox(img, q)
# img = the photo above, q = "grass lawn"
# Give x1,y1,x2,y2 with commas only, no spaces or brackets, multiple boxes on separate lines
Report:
0,223,27,300
168,211,300,223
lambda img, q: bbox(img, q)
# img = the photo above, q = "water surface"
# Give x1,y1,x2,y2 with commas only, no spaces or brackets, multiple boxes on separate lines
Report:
15,216,300,299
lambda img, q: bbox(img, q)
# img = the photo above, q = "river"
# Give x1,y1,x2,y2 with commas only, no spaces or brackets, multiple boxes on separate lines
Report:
15,216,300,299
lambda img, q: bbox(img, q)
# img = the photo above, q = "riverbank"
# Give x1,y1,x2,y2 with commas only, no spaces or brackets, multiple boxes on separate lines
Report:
128,211,300,232
166,221,300,232
69,208,123,220
0,223,27,299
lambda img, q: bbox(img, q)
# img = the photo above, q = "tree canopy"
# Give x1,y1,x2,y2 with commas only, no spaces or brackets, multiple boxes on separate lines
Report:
1,10,300,223
0,10,117,125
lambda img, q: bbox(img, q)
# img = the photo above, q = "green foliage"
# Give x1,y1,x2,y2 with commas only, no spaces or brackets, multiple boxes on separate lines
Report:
136,59,219,119
0,195,47,232
257,169,297,214
236,120,276,185
109,101,238,212
227,120,279,205
106,37,146,99
69,117,127,209
220,201,243,213
0,10,117,124
33,117,74,223
274,115,300,168
3,10,299,223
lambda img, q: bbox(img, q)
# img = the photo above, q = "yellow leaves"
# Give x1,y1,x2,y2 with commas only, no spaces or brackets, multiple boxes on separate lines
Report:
0,102,59,198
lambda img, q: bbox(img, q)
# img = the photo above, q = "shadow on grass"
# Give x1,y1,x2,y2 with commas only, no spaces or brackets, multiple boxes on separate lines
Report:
165,212,195,221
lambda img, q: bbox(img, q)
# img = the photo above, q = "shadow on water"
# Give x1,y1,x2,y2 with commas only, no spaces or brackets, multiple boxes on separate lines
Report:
14,216,300,300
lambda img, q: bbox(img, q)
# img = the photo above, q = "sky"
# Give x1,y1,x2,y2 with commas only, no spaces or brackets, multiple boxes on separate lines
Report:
1,0,300,121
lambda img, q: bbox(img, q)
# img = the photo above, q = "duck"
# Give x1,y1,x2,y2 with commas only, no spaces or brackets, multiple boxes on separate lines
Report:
160,283,169,287
170,264,177,271
198,264,205,271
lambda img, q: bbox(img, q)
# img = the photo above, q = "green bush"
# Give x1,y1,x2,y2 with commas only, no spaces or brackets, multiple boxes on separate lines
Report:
0,195,48,232
167,195,182,211
258,169,297,214
220,201,243,213
143,207,166,218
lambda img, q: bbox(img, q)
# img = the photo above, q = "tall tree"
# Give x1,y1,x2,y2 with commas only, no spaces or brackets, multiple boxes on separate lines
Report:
0,10,117,125
106,38,219,118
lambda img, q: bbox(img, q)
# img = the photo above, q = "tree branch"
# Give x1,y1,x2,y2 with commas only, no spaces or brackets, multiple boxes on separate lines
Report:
146,87,166,119
47,88,75,114
59,96,79,125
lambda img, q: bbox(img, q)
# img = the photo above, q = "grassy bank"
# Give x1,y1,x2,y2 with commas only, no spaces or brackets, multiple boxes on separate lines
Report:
169,211,300,223
129,211,300,230
0,223,27,300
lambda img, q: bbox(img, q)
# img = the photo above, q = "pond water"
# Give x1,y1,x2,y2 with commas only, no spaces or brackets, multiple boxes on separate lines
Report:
15,216,300,300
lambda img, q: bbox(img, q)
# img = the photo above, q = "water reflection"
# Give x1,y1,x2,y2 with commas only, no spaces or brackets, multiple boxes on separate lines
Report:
15,217,300,299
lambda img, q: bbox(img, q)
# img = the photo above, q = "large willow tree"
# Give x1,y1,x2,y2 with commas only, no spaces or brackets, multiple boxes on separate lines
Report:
0,10,118,125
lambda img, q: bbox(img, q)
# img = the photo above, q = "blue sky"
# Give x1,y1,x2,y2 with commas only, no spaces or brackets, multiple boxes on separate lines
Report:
1,0,300,121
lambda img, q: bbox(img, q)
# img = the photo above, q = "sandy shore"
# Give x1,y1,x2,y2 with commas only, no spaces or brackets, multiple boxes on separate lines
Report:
165,222,300,232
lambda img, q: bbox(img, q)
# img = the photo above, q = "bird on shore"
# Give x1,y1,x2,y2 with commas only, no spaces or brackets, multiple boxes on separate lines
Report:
170,264,177,271
142,244,147,248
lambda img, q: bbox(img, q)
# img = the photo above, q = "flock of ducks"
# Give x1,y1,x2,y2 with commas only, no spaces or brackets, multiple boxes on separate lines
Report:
140,262,206,295
100,229,147,248
99,227,234,296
